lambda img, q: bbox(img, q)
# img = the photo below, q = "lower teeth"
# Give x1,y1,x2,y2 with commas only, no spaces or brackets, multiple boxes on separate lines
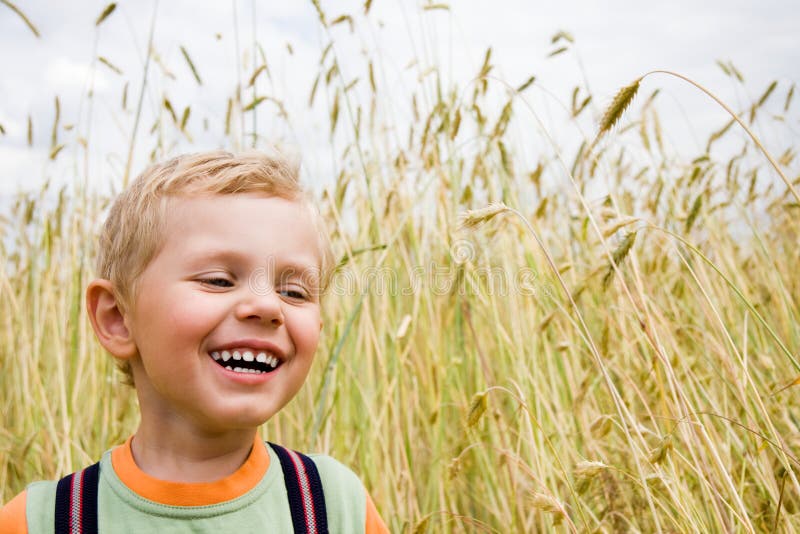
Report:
224,366,264,374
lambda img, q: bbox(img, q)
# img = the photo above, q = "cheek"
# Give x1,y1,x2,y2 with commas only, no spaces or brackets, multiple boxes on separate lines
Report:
170,298,225,338
289,309,322,354
137,292,223,349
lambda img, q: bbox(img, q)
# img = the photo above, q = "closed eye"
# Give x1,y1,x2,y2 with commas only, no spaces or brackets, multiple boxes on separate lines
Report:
200,277,234,288
280,289,307,300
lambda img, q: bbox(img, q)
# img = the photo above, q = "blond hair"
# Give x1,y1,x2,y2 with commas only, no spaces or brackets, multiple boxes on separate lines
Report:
96,150,334,383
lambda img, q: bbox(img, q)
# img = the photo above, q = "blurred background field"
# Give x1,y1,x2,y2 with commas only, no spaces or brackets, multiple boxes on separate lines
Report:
1,1,800,532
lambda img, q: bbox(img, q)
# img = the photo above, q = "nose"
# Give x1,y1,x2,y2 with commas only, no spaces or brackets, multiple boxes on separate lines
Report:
235,287,284,326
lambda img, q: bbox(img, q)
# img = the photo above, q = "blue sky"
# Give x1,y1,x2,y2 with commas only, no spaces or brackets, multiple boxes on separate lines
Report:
1,1,797,195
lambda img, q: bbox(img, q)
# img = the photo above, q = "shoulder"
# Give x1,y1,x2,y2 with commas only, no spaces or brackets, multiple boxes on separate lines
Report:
308,456,390,534
267,444,388,533
308,453,365,494
7,480,62,534
267,444,365,499
1,480,61,534
308,455,390,534
3,460,106,534
0,490,29,534
308,453,369,532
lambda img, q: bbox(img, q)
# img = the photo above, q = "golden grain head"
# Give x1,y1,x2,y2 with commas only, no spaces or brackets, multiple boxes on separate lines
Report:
4,0,41,37
602,230,638,288
648,436,673,465
589,415,614,438
458,202,509,229
180,45,203,86
95,3,116,26
598,77,642,137
446,456,462,480
528,492,565,515
574,460,608,479
466,391,488,427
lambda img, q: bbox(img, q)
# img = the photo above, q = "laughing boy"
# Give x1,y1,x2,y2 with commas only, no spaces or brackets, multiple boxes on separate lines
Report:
0,151,389,533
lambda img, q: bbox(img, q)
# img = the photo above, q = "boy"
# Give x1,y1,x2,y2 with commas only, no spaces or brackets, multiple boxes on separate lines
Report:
0,151,389,533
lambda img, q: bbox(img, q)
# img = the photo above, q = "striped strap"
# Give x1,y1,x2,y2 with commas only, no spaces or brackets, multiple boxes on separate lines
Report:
268,443,329,534
54,462,100,534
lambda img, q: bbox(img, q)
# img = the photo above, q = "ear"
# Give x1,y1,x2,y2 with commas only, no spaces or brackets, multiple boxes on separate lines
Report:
86,279,138,360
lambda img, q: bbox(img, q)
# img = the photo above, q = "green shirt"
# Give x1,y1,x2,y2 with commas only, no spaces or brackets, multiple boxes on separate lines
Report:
25,443,367,533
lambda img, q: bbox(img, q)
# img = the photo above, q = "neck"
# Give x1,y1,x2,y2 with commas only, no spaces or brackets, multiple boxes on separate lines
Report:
131,416,257,483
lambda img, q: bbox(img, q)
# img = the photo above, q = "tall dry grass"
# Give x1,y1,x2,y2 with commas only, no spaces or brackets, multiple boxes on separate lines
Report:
2,2,800,532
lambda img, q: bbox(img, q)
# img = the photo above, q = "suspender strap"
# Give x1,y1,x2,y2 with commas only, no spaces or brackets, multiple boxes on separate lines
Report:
268,442,329,534
52,448,327,533
54,462,100,534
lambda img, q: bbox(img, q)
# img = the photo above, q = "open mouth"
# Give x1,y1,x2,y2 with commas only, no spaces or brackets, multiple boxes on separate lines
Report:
210,349,282,375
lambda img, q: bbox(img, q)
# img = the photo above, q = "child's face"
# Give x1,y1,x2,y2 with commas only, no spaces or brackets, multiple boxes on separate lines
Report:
124,193,323,432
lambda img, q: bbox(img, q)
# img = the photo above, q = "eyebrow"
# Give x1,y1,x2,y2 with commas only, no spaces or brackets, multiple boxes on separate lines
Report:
185,249,319,274
184,249,249,266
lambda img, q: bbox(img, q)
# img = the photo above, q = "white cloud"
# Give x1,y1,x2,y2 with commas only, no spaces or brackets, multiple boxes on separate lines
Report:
44,57,111,92
0,145,48,195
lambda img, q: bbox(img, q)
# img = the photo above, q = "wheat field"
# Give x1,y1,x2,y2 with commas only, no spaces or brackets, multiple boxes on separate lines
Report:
1,2,799,532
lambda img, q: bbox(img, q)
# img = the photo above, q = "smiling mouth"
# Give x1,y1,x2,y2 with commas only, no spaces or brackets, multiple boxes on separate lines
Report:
210,349,282,375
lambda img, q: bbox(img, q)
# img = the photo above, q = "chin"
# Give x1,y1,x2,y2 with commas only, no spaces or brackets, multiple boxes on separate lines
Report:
209,406,277,429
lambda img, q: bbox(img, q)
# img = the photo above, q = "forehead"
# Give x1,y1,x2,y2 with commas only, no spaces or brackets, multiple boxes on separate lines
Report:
158,193,321,269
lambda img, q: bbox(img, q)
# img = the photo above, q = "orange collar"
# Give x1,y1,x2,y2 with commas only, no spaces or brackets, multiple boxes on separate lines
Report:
111,435,270,506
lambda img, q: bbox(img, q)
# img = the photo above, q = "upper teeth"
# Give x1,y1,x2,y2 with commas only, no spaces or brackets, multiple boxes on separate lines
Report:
211,350,279,369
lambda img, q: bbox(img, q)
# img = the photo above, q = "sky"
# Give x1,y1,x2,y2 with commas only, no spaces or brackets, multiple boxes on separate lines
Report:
0,0,798,198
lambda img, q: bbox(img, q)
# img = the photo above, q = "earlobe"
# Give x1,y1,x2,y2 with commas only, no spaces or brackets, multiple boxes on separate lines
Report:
86,279,137,360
